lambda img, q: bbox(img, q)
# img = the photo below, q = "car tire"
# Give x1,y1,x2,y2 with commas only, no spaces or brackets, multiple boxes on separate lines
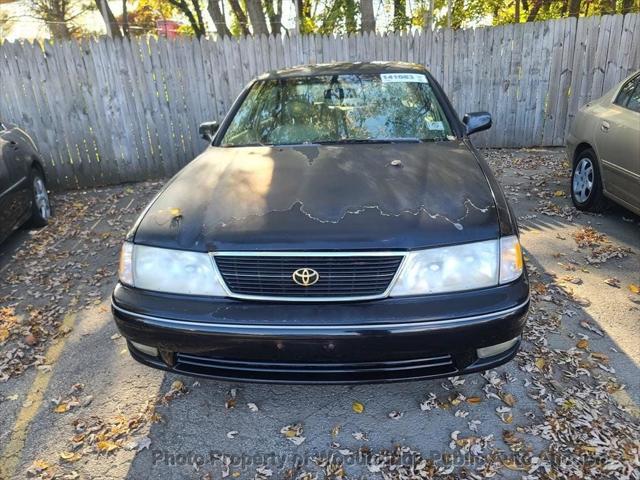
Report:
570,148,607,212
28,168,51,228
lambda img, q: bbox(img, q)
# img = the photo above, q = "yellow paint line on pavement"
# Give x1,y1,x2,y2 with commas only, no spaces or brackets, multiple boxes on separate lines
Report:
0,312,77,480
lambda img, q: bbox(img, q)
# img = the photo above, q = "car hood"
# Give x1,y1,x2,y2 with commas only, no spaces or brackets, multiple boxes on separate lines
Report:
133,142,500,252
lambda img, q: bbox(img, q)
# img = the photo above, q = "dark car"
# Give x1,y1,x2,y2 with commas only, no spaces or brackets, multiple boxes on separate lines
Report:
112,62,529,384
0,121,51,244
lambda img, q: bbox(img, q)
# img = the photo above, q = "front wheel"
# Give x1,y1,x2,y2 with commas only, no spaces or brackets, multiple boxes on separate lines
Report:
571,149,607,212
28,169,51,227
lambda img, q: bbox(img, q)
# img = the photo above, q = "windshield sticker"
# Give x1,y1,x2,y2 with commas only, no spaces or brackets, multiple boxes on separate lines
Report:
427,121,445,131
380,73,428,83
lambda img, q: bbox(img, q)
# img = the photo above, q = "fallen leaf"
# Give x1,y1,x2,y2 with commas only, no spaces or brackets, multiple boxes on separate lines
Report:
170,380,184,391
247,402,259,412
466,396,482,405
54,402,70,413
256,466,273,477
225,388,237,409
136,436,152,451
59,451,82,462
604,277,620,288
288,436,306,446
580,321,604,336
28,459,50,473
591,351,609,362
280,423,305,445
629,284,640,294
501,412,514,424
577,339,589,349
500,393,517,407
352,401,365,414
96,440,119,453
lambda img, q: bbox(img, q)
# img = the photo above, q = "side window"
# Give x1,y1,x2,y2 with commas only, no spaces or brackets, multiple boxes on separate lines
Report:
614,75,639,109
626,83,640,113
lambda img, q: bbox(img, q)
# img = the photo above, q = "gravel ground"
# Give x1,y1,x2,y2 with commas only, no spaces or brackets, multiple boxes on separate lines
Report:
0,148,638,480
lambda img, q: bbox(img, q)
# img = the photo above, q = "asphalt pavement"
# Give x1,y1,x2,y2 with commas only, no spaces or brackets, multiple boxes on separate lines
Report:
0,148,638,480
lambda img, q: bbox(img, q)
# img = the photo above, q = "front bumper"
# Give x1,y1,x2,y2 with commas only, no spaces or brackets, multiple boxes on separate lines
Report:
112,276,529,384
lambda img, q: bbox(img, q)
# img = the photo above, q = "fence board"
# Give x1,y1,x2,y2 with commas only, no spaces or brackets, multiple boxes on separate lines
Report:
1,14,638,189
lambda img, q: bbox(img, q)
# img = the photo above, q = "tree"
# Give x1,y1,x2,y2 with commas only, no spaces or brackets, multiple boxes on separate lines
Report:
393,0,409,31
422,0,434,31
94,0,122,37
245,0,269,35
118,0,177,36
264,0,283,35
598,0,616,14
224,0,284,36
344,0,357,32
296,0,314,34
317,0,358,35
207,0,231,37
165,0,207,37
27,0,89,38
228,0,250,35
361,0,375,32
0,10,15,39
526,0,542,21
621,0,634,14
568,0,580,17
121,0,129,36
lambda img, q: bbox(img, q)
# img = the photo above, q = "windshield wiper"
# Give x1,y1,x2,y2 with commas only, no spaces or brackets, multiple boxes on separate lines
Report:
315,137,422,145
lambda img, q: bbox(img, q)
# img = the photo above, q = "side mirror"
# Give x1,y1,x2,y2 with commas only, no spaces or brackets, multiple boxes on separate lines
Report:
199,121,219,141
463,112,492,135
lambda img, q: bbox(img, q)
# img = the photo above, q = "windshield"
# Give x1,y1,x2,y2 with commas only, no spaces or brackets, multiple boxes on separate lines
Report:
220,73,454,147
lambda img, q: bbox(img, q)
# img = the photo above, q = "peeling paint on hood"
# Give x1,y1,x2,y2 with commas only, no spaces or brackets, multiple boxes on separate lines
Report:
133,141,500,252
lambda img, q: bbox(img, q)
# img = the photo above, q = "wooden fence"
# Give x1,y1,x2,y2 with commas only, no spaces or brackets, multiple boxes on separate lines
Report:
1,14,638,190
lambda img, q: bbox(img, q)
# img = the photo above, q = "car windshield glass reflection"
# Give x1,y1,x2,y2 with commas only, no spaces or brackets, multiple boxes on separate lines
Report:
221,73,454,146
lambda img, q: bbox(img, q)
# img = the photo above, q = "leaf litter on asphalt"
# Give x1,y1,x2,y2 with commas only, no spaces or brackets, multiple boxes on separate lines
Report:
15,152,640,479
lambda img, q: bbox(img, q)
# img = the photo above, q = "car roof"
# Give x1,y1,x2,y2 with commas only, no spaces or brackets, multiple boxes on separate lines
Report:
257,61,428,80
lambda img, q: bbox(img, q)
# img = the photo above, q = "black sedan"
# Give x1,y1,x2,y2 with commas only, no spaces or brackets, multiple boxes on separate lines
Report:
112,62,529,384
0,121,51,244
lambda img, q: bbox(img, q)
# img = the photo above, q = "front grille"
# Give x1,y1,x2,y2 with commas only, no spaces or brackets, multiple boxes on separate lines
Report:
214,254,404,300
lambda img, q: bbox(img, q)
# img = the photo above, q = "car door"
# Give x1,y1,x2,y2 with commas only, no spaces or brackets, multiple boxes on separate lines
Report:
594,74,640,210
0,121,30,240
0,123,14,241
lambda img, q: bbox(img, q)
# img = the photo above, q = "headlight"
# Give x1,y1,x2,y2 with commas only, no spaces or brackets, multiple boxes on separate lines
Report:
390,239,499,296
390,236,523,297
118,242,226,296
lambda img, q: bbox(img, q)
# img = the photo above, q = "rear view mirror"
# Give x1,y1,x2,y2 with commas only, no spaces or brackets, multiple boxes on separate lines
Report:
463,112,492,135
199,121,219,141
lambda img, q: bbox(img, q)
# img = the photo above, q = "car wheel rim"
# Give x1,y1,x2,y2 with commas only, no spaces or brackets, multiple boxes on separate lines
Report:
33,177,51,219
573,157,594,204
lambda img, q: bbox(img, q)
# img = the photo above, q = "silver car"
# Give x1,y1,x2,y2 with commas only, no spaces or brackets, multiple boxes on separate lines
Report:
567,71,640,215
